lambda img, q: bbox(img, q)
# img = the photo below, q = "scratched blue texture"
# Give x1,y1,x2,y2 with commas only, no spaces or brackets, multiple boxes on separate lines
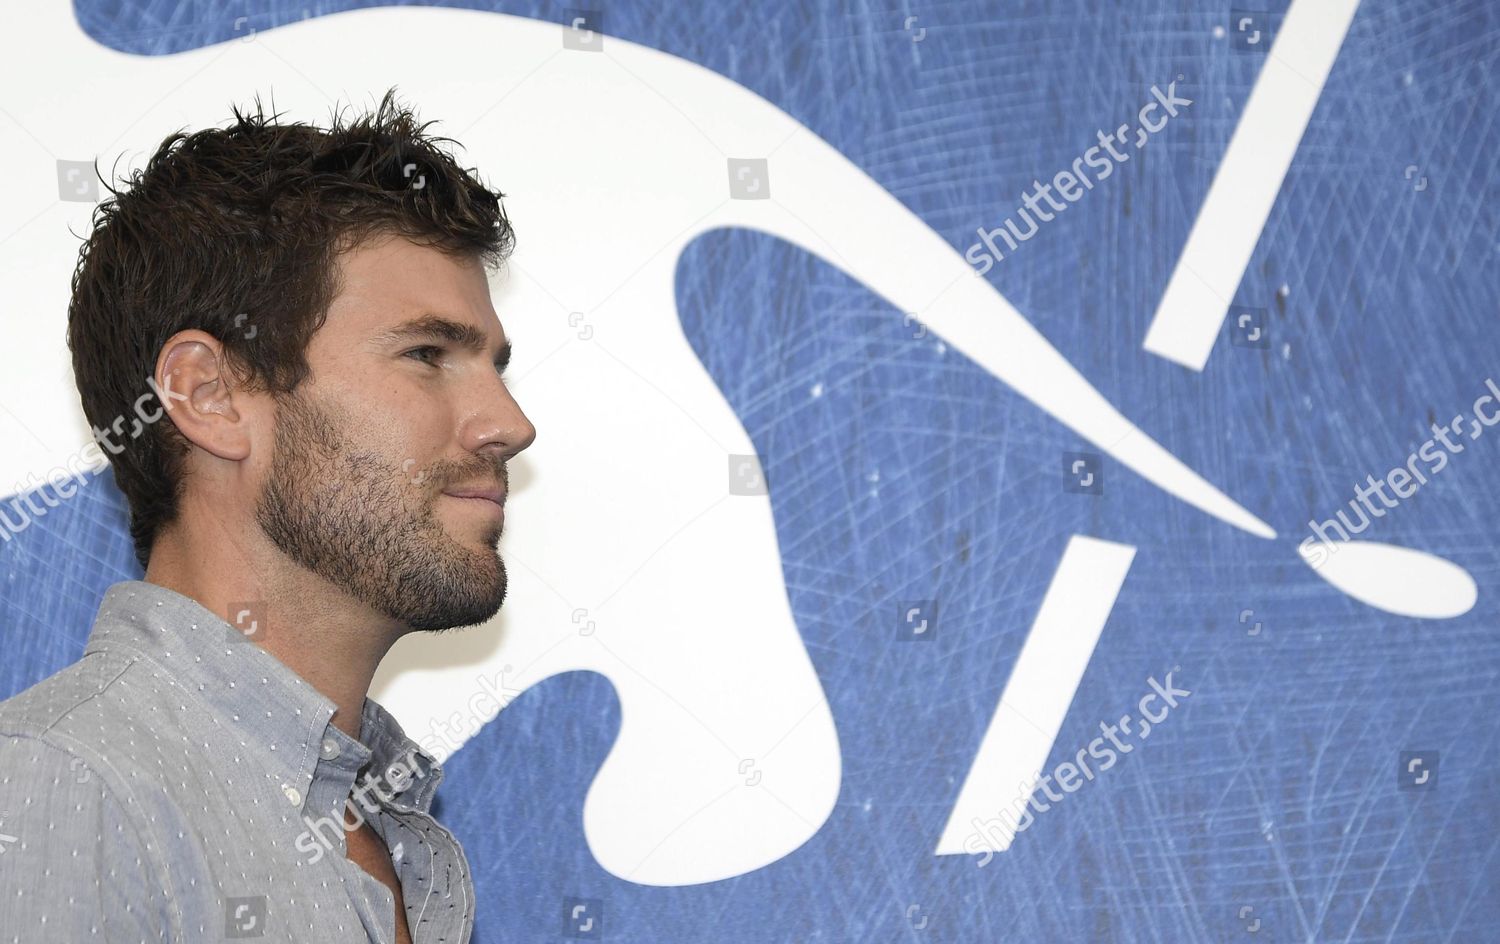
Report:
3,1,1498,940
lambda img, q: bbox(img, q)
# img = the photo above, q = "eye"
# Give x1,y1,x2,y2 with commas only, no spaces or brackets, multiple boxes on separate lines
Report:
404,345,444,366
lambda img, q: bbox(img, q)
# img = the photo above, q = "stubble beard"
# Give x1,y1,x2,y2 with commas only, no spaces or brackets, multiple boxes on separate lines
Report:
254,389,508,632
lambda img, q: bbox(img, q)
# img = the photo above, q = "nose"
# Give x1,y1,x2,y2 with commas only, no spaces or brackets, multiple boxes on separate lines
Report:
461,370,536,462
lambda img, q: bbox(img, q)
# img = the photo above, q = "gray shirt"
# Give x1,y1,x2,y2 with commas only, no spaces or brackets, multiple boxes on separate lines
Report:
0,580,474,943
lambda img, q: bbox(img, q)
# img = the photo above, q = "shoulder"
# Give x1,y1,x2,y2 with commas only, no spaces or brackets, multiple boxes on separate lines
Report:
0,649,176,790
0,730,179,941
0,645,197,827
0,646,188,769
0,652,166,845
0,650,188,911
0,646,140,736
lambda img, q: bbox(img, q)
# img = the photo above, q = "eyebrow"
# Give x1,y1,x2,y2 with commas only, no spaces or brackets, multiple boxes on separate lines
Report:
376,314,511,370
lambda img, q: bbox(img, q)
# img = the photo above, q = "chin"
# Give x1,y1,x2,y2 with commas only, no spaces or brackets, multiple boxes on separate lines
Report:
403,583,506,633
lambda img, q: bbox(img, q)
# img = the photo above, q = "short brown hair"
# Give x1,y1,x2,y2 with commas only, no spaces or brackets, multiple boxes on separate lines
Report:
66,87,515,570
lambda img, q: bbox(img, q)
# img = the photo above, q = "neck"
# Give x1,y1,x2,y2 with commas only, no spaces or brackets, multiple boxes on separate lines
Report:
144,518,405,741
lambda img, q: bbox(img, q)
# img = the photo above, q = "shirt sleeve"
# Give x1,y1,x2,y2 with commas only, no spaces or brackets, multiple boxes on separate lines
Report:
0,733,173,942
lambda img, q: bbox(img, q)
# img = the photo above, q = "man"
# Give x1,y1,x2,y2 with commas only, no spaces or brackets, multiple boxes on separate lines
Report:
0,88,534,943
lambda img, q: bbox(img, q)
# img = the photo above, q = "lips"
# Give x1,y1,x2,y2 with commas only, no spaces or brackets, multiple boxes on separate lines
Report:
441,490,506,527
442,486,506,507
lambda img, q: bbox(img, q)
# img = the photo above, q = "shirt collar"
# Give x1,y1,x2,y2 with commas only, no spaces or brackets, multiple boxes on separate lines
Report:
83,579,446,817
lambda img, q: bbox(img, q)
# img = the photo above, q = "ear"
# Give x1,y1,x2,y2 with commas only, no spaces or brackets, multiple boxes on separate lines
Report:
152,330,257,462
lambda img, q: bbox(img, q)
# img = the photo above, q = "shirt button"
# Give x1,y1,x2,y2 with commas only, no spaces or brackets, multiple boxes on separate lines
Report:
387,766,411,792
282,784,302,806
320,737,341,760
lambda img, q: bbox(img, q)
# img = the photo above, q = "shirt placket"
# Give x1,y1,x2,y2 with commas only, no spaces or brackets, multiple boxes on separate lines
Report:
372,804,474,944
304,731,401,944
336,831,401,944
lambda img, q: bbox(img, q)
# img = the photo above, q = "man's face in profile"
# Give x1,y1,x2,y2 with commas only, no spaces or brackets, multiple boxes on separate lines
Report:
253,233,533,632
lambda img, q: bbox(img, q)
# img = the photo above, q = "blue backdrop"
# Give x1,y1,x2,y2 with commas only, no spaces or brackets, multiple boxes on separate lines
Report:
3,1,1497,940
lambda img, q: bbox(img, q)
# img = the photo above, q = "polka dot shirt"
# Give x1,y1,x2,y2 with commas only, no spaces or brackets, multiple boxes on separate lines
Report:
0,580,474,942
